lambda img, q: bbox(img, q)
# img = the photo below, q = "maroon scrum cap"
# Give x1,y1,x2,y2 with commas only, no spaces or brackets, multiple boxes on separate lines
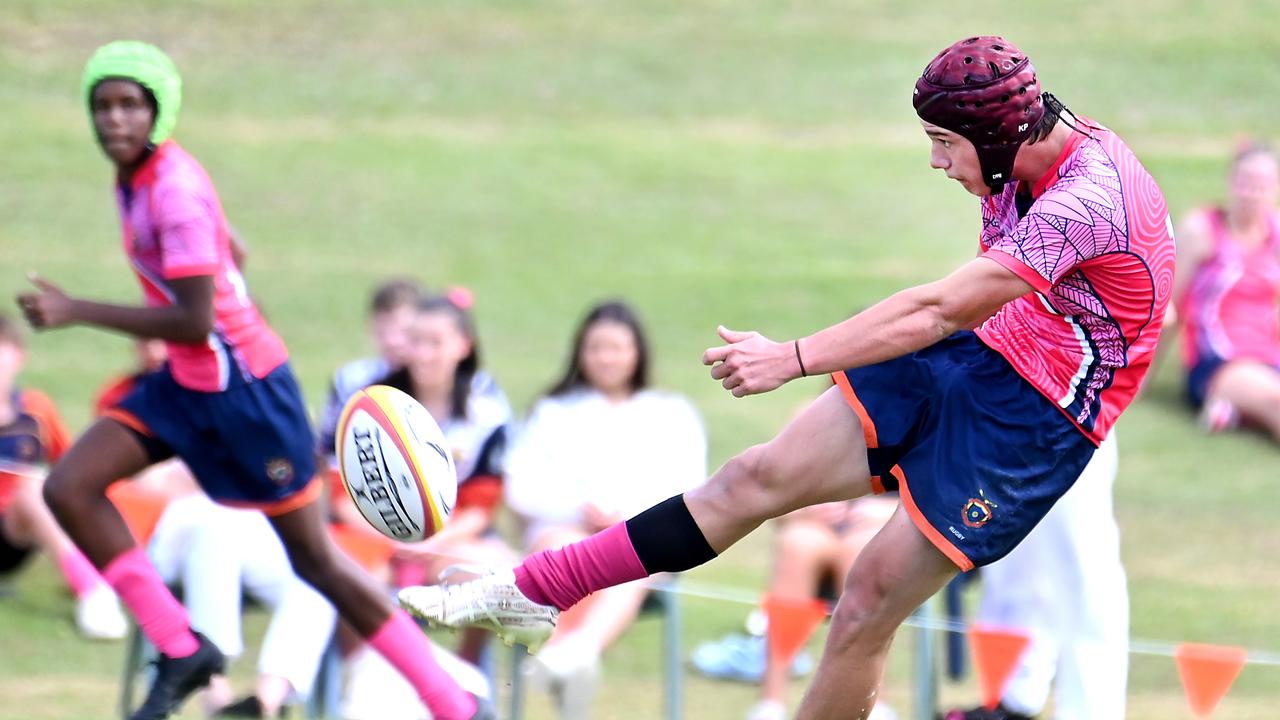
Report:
913,36,1045,190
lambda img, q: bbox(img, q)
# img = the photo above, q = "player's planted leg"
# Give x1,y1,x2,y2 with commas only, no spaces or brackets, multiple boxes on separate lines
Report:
43,420,225,720
400,387,874,641
794,505,956,719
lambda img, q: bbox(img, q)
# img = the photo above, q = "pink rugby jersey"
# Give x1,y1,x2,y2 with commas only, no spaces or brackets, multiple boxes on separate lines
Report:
975,125,1176,444
117,141,287,392
1179,208,1280,368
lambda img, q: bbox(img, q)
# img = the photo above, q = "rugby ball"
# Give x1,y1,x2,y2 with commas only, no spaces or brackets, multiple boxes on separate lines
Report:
336,385,457,542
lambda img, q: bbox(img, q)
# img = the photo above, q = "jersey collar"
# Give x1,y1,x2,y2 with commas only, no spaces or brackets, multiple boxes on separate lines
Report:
120,140,175,191
1028,131,1085,199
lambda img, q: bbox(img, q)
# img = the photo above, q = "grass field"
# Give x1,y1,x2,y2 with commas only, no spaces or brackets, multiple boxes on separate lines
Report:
2,1,1280,718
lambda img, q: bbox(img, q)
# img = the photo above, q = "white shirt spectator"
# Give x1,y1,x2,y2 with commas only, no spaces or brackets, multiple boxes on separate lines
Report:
506,388,706,544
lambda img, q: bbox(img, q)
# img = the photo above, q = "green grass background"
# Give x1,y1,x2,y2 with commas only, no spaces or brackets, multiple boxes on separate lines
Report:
2,1,1279,717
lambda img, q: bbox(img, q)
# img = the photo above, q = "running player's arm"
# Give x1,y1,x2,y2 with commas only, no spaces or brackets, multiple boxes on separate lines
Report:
16,272,215,344
704,257,1033,397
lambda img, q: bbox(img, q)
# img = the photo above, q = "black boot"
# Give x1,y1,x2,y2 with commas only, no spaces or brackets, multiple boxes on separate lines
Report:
131,631,226,720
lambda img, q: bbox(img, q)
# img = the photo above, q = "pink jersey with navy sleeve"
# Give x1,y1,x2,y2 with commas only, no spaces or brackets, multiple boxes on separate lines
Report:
1179,208,1280,368
975,125,1176,444
117,141,288,392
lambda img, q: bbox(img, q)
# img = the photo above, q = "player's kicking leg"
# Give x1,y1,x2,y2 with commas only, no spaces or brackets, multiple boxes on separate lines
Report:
400,385,876,646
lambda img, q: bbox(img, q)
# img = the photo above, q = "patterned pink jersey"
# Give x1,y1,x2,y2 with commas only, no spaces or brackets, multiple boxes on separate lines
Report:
975,125,1176,444
116,141,288,392
1179,207,1280,368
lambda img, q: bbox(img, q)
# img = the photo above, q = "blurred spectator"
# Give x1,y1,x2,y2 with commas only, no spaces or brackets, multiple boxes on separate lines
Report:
94,339,168,418
1174,141,1280,437
745,498,897,720
505,300,706,719
366,292,514,595
0,313,127,639
943,433,1127,720
316,278,425,465
309,287,506,717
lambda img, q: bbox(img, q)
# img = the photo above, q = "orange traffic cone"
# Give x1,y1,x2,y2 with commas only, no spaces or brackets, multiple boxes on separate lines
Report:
968,624,1031,710
763,594,829,668
1175,642,1247,717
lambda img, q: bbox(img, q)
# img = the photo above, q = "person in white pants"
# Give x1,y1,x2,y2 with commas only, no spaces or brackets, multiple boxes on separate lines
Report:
957,433,1128,720
148,493,338,717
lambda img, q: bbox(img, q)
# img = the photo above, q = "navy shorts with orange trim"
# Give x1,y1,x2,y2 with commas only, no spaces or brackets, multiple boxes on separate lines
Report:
109,363,318,514
833,331,1096,571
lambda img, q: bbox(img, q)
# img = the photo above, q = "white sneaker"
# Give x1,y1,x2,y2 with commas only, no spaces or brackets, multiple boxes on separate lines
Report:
868,703,897,720
747,699,894,720
76,584,128,640
527,641,600,720
398,568,558,649
746,700,786,720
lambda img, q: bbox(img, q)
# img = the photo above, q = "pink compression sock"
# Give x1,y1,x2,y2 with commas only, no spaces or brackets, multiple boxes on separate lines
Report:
102,547,199,658
514,522,649,611
56,547,102,598
368,610,477,720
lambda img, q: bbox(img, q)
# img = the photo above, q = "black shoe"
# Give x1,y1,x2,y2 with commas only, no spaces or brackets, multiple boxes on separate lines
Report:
213,695,291,718
131,631,226,720
214,696,263,718
939,705,1035,720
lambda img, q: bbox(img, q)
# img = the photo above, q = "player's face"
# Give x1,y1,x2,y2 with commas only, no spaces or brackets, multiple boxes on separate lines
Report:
579,320,638,397
372,304,417,367
91,79,155,167
0,342,24,392
407,310,472,392
1230,152,1280,217
921,121,989,197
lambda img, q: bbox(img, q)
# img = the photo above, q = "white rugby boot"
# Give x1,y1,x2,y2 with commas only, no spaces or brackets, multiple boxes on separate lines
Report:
398,568,558,649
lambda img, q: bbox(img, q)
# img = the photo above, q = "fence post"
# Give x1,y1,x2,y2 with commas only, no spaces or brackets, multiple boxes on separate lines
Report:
912,597,939,720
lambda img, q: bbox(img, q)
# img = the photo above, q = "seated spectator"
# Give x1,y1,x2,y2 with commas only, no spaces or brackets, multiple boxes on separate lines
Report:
942,433,1127,720
1174,141,1280,437
370,292,514,606
0,313,127,639
745,498,898,720
315,277,424,465
505,300,706,719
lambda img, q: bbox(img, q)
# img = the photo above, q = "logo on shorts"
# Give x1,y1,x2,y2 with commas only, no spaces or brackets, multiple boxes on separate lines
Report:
266,458,294,485
962,489,998,529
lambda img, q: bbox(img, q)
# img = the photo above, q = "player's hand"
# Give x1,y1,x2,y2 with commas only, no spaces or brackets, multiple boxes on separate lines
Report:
15,273,79,330
702,325,797,397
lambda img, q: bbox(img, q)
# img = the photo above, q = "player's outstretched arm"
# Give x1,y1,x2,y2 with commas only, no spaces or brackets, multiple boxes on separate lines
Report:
15,272,215,343
703,257,1033,397
801,257,1034,374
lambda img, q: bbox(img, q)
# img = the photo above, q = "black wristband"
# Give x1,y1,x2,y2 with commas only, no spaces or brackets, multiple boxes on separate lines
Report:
794,339,808,377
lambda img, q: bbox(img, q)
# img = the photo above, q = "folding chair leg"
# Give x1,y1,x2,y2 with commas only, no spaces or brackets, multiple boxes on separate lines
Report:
911,600,939,720
120,622,146,719
509,643,527,720
661,587,682,720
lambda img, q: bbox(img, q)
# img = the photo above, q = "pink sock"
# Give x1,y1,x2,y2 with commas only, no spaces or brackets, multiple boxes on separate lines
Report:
368,610,476,720
514,523,649,610
56,547,102,599
102,547,199,658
